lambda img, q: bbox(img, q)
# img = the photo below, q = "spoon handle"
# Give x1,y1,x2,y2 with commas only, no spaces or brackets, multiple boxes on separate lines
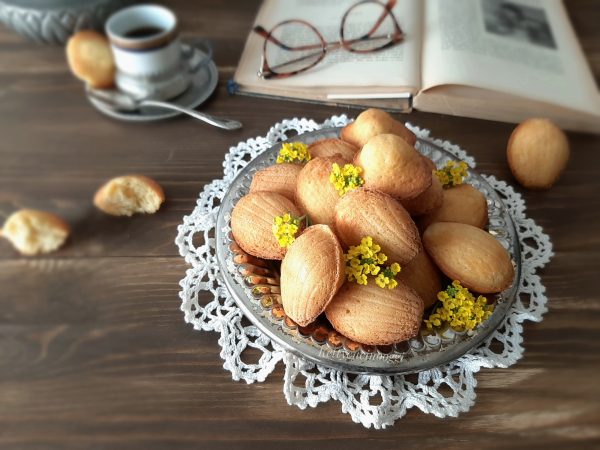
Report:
139,100,242,130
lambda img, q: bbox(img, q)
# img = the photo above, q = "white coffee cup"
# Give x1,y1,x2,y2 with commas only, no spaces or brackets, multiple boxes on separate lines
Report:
106,4,191,100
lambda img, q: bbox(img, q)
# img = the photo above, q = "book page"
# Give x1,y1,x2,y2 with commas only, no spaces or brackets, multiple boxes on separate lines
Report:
235,0,423,94
421,0,600,115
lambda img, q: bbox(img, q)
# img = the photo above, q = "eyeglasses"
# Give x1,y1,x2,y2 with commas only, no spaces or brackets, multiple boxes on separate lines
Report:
253,0,404,79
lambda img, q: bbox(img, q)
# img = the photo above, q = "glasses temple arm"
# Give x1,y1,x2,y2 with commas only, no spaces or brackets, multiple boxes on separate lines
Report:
262,33,398,75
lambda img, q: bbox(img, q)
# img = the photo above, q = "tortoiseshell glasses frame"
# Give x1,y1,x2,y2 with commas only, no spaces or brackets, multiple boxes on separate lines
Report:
253,0,404,79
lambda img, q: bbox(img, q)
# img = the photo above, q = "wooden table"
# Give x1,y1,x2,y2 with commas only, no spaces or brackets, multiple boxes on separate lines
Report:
1,1,599,448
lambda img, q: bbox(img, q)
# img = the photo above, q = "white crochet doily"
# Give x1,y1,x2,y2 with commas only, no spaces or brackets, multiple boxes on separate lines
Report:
175,115,553,429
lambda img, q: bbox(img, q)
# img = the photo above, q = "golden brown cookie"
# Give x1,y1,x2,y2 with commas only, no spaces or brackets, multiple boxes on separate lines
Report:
295,155,346,228
420,184,488,230
1,209,69,255
397,250,442,309
340,108,417,148
231,191,303,260
249,163,302,201
423,222,515,294
66,30,115,88
280,224,344,326
325,281,424,345
401,156,443,216
355,134,431,201
334,188,421,265
507,118,570,190
94,175,165,216
308,138,358,163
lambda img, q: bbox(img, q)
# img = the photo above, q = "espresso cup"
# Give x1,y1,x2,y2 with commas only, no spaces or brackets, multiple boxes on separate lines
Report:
106,4,191,100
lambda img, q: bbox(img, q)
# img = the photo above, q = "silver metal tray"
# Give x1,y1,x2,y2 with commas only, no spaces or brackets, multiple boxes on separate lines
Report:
215,127,521,375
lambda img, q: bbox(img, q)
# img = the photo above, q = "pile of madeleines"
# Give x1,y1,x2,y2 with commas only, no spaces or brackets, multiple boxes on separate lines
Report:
230,108,519,347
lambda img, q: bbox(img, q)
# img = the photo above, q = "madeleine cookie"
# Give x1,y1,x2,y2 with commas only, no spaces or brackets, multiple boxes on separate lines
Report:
94,175,165,216
507,118,570,190
423,222,515,294
295,155,346,228
335,188,420,265
308,138,358,162
250,163,302,201
421,184,488,230
325,281,424,345
231,191,303,260
1,209,69,255
66,30,115,88
281,224,344,326
355,134,432,201
397,250,442,309
401,156,443,216
340,108,417,147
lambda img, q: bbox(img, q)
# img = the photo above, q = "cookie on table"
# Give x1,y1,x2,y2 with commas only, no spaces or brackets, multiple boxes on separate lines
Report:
94,175,165,216
507,118,569,190
66,30,115,88
1,209,69,255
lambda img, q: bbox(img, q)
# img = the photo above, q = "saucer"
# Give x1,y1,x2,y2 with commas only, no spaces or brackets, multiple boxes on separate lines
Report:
87,46,218,122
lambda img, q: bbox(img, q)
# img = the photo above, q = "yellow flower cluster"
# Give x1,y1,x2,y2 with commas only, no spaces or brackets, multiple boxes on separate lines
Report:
345,236,401,289
276,142,311,164
272,213,301,248
329,163,364,197
425,280,494,332
434,160,469,188
375,263,401,289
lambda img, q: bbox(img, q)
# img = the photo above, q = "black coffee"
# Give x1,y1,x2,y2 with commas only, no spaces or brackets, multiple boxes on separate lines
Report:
124,26,163,38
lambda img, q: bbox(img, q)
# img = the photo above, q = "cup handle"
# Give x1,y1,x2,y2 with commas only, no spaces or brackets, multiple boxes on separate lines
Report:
182,38,213,73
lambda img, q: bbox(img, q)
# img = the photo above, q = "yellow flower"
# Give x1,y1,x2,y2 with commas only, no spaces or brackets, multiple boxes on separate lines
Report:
329,163,364,196
374,262,401,289
424,280,494,332
272,213,302,248
434,160,469,188
276,142,311,164
345,236,401,289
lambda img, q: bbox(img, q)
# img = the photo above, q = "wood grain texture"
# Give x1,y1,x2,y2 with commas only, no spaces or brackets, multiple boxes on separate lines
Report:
0,0,599,448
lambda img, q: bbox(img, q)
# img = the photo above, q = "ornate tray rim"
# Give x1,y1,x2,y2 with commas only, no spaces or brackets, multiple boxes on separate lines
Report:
215,127,522,375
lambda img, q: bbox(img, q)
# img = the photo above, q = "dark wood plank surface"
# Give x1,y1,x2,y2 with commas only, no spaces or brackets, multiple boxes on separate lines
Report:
0,1,599,448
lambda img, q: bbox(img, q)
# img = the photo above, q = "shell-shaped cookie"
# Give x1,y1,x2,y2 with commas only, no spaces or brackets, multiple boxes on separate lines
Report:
423,222,515,294
355,134,432,201
507,118,569,190
421,184,488,230
325,281,424,345
295,155,345,228
401,156,442,216
230,191,302,260
249,163,302,201
397,250,442,309
281,224,345,326
334,188,421,265
308,138,358,162
340,108,417,147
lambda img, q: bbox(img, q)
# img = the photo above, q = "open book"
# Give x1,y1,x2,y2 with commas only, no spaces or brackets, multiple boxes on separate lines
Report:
234,0,600,133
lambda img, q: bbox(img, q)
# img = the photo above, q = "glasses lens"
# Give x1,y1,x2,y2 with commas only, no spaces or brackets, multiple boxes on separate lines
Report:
342,1,399,52
265,21,325,76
